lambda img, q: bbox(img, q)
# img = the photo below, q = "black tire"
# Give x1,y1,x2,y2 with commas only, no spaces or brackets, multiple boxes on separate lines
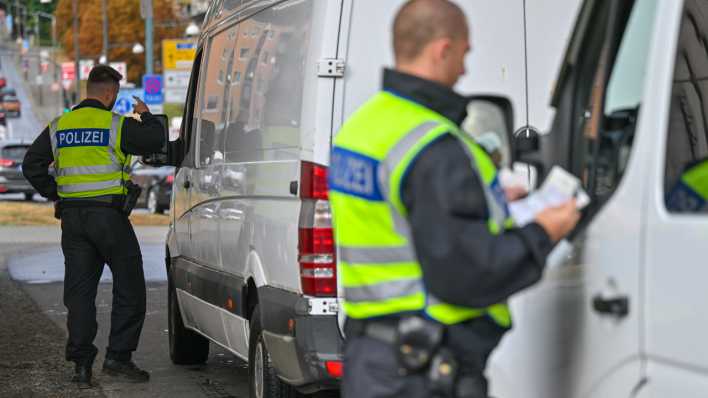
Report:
23,192,33,201
168,271,209,365
249,307,296,398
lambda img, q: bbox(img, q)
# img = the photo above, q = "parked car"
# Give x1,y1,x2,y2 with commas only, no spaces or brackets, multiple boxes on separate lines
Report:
0,87,17,99
0,76,8,90
0,141,34,200
131,163,174,214
1,95,21,118
139,1,582,397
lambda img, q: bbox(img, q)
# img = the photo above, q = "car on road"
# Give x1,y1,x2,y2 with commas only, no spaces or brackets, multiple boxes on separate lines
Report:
0,140,34,200
131,163,174,214
0,87,17,99
1,95,21,118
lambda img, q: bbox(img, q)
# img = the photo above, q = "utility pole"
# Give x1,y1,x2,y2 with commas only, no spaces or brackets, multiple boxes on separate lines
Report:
143,0,154,75
72,0,80,102
101,0,108,64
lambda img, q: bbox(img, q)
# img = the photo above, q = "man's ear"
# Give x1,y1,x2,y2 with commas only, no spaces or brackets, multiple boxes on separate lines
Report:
427,37,453,64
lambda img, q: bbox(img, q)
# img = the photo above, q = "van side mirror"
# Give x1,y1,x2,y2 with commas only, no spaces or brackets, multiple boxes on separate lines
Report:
463,96,514,169
141,114,170,167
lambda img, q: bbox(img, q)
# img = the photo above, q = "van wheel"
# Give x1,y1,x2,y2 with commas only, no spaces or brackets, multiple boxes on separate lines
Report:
23,193,33,201
168,274,209,364
249,307,295,398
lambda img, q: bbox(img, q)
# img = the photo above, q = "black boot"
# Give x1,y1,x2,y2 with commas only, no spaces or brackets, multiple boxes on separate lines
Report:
102,359,150,383
72,364,93,389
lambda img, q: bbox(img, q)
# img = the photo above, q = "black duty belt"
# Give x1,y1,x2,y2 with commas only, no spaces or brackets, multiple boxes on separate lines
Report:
59,195,125,209
345,317,399,344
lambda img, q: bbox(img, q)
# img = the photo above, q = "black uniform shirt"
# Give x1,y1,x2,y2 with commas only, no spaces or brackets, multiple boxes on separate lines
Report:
22,99,165,201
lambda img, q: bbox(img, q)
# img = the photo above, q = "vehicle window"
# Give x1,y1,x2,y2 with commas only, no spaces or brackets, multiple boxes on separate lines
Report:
197,27,237,167
1,145,29,160
571,0,657,203
180,49,203,168
664,0,708,214
224,0,313,163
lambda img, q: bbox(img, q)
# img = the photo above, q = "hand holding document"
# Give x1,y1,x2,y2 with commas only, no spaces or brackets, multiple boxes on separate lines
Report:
507,166,590,228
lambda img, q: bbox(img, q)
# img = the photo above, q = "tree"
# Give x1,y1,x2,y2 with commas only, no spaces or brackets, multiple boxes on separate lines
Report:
55,0,187,83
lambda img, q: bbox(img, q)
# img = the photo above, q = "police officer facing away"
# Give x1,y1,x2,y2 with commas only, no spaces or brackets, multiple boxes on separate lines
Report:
329,1,581,397
22,65,166,388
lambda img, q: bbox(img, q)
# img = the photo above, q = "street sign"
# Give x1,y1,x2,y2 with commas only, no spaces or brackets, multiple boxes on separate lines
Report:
162,39,196,70
35,75,43,85
142,74,163,105
164,87,188,104
113,88,143,115
61,62,76,81
79,59,95,80
164,70,191,88
114,97,133,115
40,61,49,74
109,62,128,86
149,104,164,114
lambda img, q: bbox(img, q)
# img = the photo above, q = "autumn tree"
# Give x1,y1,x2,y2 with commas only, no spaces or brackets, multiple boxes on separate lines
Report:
55,0,187,84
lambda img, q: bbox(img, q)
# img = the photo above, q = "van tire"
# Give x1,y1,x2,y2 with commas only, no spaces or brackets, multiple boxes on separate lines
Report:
168,274,209,365
249,306,295,398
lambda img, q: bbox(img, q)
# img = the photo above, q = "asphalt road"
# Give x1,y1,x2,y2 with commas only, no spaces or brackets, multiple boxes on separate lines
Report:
2,227,251,398
0,51,44,142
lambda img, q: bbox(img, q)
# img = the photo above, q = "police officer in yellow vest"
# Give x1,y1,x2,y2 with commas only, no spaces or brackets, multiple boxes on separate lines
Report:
329,1,581,397
22,65,165,388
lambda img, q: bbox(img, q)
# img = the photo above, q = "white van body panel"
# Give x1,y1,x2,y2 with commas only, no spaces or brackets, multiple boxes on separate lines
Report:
336,1,580,135
643,0,708,380
639,361,708,398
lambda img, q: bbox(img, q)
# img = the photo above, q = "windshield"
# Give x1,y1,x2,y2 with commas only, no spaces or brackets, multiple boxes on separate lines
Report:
2,145,29,161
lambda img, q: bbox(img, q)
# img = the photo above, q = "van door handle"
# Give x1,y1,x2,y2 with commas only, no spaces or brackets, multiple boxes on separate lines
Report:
183,180,191,189
592,294,629,318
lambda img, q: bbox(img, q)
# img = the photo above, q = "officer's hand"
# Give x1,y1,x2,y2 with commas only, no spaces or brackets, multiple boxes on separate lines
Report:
504,186,527,202
534,199,581,242
132,96,150,114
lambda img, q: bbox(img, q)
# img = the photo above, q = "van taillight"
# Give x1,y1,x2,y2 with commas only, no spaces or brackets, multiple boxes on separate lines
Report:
300,161,329,200
298,161,336,297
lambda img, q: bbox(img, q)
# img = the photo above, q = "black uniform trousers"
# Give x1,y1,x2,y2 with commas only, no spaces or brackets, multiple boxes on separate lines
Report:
60,206,146,366
342,317,504,398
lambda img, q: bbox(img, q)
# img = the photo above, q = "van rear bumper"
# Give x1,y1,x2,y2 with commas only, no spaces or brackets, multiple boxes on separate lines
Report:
259,286,343,393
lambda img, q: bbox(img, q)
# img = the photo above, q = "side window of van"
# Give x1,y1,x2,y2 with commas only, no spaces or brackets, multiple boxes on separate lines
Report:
197,29,236,168
570,1,656,204
179,50,203,168
223,2,313,163
664,0,708,214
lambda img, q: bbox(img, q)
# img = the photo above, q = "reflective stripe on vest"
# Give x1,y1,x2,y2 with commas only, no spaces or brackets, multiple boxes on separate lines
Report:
330,91,512,327
49,109,130,198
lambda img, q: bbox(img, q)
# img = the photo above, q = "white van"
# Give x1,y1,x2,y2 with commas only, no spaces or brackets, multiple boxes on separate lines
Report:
151,0,579,396
487,0,708,397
